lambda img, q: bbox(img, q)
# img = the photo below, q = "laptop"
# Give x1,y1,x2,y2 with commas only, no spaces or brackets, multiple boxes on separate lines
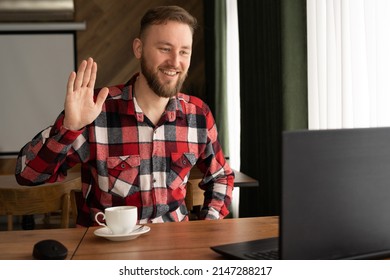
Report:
211,127,390,259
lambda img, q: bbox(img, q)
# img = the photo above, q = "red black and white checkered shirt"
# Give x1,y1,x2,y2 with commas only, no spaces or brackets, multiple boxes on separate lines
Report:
15,73,234,226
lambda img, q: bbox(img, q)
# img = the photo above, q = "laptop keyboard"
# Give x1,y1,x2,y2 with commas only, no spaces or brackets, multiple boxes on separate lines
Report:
244,249,279,260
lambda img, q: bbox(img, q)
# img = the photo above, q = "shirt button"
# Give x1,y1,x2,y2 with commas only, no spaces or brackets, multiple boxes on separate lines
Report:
182,160,187,165
120,163,126,169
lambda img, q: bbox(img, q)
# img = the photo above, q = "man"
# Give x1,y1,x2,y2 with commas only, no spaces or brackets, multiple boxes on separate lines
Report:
15,5,234,226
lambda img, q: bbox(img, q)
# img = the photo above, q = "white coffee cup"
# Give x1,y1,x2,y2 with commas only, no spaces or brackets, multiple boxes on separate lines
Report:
95,206,137,235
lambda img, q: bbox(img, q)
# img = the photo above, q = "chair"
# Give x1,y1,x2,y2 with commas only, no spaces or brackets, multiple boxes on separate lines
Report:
0,157,17,175
0,174,81,231
185,178,204,220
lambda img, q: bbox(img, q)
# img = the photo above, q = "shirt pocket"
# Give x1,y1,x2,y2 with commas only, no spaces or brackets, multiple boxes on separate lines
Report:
106,155,141,197
167,152,197,190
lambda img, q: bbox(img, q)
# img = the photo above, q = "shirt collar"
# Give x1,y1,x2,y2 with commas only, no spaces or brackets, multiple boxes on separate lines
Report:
121,73,185,122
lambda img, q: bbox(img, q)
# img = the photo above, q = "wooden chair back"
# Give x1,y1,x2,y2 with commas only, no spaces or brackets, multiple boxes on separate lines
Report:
185,178,204,220
0,157,17,175
0,174,81,230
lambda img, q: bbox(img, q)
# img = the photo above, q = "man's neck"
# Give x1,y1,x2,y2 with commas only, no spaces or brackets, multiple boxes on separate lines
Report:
134,75,170,126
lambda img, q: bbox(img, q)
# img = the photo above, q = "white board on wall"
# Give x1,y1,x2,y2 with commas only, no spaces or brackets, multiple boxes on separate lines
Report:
0,33,74,154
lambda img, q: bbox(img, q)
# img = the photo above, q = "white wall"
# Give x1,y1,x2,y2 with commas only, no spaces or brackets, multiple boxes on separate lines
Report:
0,33,74,154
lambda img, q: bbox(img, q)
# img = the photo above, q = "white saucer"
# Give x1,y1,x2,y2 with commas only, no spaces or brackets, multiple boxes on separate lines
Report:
94,225,150,241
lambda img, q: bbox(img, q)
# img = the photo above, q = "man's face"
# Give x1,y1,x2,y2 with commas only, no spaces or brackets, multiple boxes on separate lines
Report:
138,21,193,98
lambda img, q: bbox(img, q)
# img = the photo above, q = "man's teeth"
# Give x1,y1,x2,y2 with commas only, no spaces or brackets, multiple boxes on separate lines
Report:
162,70,177,76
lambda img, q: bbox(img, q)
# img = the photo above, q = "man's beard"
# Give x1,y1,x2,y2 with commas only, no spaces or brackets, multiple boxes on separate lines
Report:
140,55,187,98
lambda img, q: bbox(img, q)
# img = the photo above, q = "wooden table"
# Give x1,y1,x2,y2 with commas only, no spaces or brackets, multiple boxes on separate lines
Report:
0,227,87,260
0,172,81,189
0,217,277,260
73,217,278,260
232,170,259,187
189,167,259,188
0,172,81,188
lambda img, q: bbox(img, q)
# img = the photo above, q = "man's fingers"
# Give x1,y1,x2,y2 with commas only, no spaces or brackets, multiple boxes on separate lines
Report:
88,61,98,89
82,57,94,87
74,60,87,89
67,71,76,94
95,87,109,109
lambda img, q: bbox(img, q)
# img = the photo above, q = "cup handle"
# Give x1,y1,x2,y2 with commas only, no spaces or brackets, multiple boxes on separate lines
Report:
95,212,106,227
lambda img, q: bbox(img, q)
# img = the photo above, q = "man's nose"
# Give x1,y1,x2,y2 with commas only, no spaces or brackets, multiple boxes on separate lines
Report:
167,52,180,67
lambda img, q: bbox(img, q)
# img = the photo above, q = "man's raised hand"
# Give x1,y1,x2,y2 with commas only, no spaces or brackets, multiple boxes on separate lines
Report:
63,57,109,131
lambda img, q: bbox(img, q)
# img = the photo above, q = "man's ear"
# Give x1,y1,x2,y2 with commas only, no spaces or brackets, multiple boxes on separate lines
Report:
133,38,142,59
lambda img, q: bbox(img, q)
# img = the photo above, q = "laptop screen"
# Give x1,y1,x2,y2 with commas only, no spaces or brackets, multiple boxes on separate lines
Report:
281,127,390,259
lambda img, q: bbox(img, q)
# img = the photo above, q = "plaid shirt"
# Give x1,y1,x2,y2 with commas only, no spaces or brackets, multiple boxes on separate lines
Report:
15,73,234,226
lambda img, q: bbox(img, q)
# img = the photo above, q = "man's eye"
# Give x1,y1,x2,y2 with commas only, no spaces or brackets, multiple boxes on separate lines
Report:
160,48,170,52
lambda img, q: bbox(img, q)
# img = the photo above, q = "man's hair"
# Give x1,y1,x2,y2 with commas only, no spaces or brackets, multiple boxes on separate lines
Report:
139,5,197,38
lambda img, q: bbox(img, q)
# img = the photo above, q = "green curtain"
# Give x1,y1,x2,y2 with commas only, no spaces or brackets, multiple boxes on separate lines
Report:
204,0,307,217
237,0,283,217
282,0,308,131
203,0,229,156
237,0,308,217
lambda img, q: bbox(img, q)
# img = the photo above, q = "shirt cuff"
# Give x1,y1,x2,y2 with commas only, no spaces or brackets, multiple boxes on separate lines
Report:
51,115,85,145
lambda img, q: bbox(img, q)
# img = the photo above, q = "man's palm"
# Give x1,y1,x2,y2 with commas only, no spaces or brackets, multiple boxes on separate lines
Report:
63,58,108,131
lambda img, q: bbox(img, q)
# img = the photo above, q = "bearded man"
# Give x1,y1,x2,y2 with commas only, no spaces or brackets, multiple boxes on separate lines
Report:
15,5,234,226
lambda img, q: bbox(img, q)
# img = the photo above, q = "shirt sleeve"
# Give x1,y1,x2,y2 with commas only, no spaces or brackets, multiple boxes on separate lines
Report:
15,112,86,185
196,107,235,220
